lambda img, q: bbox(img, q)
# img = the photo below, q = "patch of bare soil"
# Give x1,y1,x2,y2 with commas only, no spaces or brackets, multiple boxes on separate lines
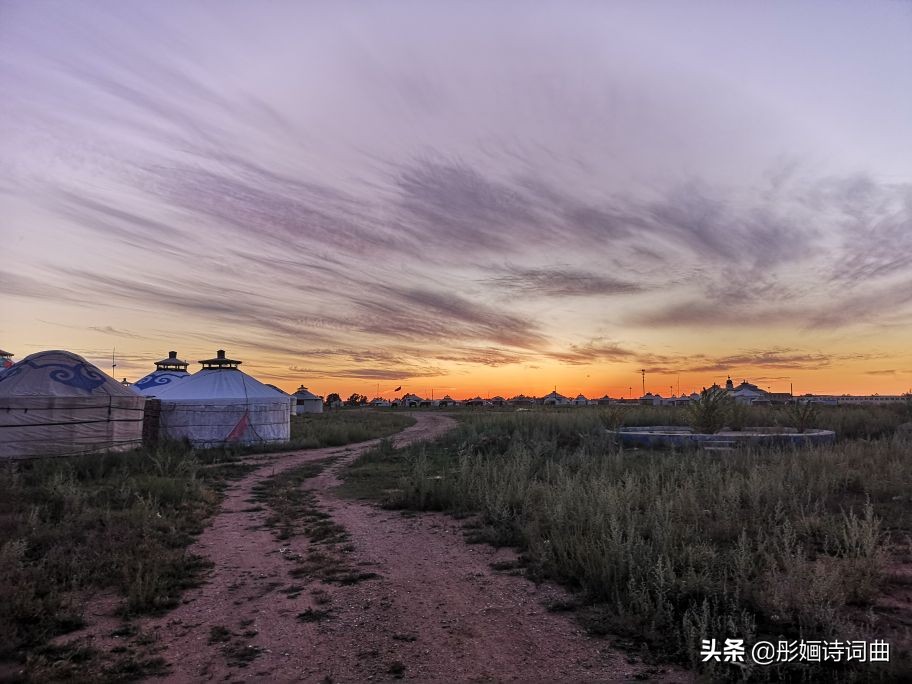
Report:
873,549,912,660
61,413,689,682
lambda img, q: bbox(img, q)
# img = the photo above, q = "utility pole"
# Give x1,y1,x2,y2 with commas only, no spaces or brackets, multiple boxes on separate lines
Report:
639,369,646,397
112,348,116,377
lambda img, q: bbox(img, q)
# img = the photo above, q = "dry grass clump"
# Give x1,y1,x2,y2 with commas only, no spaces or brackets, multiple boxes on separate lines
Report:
0,443,228,660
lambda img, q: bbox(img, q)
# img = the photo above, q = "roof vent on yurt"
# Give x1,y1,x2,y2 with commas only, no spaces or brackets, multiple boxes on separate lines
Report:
0,350,144,459
133,350,190,396
158,351,189,371
151,349,292,447
200,349,241,370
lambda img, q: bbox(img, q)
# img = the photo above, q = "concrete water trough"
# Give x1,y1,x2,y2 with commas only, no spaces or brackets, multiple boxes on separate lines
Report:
610,426,836,450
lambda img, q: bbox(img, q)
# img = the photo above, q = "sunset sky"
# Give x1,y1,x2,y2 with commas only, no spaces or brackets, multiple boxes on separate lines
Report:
2,1,911,399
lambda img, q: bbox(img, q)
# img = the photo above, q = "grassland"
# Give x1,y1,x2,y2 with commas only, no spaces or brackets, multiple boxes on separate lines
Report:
290,409,415,448
341,405,912,680
0,409,415,681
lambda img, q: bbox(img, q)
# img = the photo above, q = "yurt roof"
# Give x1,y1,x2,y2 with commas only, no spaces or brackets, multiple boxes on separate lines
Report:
0,349,12,357
293,386,321,400
0,350,139,397
153,367,288,402
133,369,189,395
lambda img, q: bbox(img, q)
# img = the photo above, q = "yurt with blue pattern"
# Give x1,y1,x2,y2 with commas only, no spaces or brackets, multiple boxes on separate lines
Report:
133,351,190,396
0,350,145,458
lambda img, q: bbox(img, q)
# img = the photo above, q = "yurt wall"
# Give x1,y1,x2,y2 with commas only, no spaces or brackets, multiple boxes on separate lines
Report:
0,350,145,459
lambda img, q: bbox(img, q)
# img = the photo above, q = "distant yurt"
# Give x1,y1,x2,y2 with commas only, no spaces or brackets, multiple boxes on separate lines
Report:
293,386,323,414
0,350,145,459
151,350,291,447
133,351,190,396
542,390,570,406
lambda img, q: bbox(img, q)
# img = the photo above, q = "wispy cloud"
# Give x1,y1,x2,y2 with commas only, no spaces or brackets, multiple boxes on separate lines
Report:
88,326,143,339
486,267,644,297
2,2,911,392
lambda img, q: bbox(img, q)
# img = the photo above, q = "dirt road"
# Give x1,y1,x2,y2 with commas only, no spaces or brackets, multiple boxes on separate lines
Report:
75,413,687,682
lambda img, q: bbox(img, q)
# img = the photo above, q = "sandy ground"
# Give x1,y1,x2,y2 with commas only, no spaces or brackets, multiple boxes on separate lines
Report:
63,413,689,682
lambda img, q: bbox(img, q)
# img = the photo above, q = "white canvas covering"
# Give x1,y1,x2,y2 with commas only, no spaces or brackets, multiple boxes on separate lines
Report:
153,368,292,446
0,350,145,459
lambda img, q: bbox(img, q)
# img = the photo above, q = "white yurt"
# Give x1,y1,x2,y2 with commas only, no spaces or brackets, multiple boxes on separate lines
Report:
133,351,190,396
292,386,323,414
542,390,570,406
266,384,298,416
0,350,145,459
152,350,291,447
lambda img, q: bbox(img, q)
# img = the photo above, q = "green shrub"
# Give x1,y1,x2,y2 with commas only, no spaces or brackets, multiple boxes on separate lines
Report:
686,387,729,434
782,401,820,433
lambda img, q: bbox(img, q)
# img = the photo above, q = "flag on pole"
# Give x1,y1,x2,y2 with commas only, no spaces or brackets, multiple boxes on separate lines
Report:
394,386,402,392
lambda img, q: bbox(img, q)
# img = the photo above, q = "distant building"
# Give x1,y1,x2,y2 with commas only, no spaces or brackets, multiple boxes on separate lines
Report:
399,393,423,408
727,379,770,405
803,394,907,405
369,397,391,408
293,386,323,414
542,390,570,406
508,395,535,407
438,395,459,407
572,394,589,406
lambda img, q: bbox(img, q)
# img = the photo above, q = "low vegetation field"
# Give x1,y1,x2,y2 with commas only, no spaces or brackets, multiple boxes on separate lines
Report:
0,409,415,681
341,405,912,680
290,409,415,448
